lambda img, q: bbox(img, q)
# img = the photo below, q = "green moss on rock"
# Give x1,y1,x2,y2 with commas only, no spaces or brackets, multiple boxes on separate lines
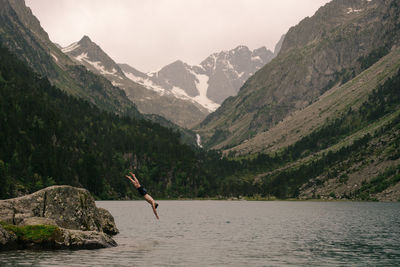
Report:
0,221,60,243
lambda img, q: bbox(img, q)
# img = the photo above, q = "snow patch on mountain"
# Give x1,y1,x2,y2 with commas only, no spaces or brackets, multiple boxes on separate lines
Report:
346,7,363,14
111,81,123,87
51,53,58,62
62,42,80,53
251,56,262,62
75,52,88,62
171,86,189,98
75,52,120,77
191,71,220,111
123,69,219,112
123,71,166,94
119,43,279,110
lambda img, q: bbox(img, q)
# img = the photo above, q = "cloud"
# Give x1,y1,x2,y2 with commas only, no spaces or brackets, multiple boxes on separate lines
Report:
26,0,330,72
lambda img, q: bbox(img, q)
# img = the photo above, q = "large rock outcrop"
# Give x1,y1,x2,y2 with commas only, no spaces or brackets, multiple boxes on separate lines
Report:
0,185,118,250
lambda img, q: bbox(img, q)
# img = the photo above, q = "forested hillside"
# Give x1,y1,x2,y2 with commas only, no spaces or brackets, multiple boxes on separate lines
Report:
210,66,400,201
0,0,142,118
0,46,230,199
1,44,399,201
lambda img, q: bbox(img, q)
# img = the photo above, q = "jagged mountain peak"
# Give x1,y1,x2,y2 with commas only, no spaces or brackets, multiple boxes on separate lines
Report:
75,35,98,49
64,35,99,52
196,45,275,103
79,35,92,43
231,45,251,53
162,59,189,70
253,46,268,54
62,35,125,78
201,45,273,67
206,45,252,61
119,42,278,111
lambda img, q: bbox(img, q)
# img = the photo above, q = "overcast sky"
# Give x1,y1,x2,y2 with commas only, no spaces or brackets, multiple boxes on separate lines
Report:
26,0,330,72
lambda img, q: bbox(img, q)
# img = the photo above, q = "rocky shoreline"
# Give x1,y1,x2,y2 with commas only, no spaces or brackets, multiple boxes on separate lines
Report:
0,186,118,250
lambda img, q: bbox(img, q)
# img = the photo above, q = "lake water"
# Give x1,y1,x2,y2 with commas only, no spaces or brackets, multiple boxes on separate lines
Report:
1,201,400,266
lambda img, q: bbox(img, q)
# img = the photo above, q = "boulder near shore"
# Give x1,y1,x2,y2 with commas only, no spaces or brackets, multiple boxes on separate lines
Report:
0,185,119,250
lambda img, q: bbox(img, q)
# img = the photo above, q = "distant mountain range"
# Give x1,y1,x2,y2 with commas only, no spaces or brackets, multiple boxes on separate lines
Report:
0,0,140,118
0,0,200,145
119,44,278,107
63,36,281,127
60,35,205,128
2,0,399,201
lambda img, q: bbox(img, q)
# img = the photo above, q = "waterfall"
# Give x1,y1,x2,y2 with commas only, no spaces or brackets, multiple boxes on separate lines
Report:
196,134,203,148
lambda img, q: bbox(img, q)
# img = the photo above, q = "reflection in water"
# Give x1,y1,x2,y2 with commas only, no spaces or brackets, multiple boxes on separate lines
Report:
1,201,400,266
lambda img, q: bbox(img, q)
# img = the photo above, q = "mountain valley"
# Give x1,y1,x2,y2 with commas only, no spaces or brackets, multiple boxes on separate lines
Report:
1,0,400,201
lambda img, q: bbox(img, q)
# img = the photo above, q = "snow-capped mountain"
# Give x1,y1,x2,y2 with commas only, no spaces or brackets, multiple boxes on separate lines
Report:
120,61,220,112
62,35,126,80
62,36,210,128
62,36,280,127
119,45,276,111
200,46,274,104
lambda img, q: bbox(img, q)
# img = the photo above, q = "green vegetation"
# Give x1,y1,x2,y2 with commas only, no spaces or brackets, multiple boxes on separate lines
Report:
0,45,223,199
355,165,400,200
0,9,140,119
0,221,60,243
254,66,400,198
1,42,399,201
358,47,390,71
214,66,400,199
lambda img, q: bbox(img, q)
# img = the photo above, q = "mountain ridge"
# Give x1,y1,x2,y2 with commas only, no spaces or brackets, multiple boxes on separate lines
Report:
63,35,126,78
226,45,400,156
118,44,276,112
0,0,201,145
196,0,400,149
62,35,212,128
62,32,281,128
0,0,141,118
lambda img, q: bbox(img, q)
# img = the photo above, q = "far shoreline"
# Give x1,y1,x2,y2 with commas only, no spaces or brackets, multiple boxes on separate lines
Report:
95,197,400,203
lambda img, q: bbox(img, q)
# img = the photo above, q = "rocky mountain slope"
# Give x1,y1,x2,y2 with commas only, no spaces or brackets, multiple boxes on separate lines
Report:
0,0,141,118
63,33,278,127
273,34,285,57
293,63,400,202
119,45,275,111
235,46,400,201
227,45,400,156
63,36,210,128
196,0,400,150
0,0,199,145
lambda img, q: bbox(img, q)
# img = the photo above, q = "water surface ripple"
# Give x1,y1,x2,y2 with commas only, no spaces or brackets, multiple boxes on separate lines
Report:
1,201,399,266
